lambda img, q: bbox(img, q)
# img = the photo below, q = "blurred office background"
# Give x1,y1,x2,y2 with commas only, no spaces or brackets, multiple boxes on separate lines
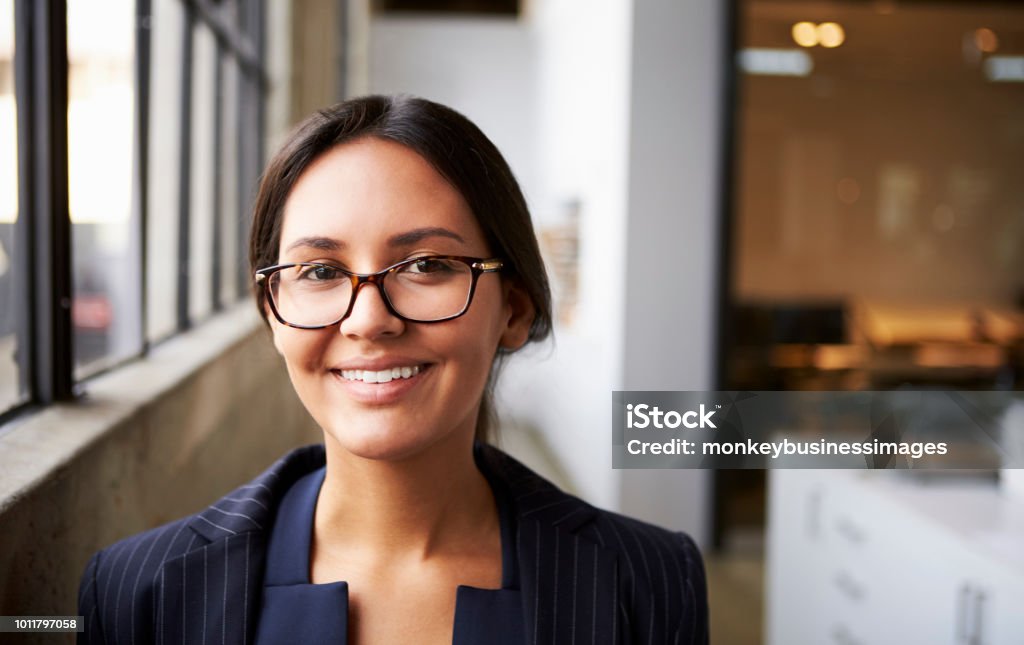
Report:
1,0,1022,643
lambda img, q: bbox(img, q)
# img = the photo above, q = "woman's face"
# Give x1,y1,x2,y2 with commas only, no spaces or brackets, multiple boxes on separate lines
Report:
269,137,533,461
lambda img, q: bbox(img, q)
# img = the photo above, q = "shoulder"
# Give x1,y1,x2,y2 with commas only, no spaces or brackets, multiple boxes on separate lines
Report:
478,443,708,642
78,444,326,644
477,444,708,645
478,441,703,558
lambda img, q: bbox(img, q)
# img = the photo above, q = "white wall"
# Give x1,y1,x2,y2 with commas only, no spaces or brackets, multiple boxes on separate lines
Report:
370,16,540,207
618,0,727,540
497,0,633,511
366,0,727,544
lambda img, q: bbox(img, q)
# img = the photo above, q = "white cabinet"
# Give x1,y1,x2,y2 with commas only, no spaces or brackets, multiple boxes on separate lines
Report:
767,470,1024,645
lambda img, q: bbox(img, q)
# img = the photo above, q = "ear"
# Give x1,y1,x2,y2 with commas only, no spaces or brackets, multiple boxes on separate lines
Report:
498,281,535,351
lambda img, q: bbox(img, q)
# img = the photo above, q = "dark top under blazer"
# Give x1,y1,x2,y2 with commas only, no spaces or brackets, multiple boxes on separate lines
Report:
78,444,709,645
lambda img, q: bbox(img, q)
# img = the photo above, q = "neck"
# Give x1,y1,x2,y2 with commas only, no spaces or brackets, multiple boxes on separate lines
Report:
314,431,496,558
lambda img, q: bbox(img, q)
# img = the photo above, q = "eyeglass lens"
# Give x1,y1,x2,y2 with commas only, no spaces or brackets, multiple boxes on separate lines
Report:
268,258,476,326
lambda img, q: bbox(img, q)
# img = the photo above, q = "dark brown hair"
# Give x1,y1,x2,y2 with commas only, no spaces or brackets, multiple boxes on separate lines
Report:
248,95,552,442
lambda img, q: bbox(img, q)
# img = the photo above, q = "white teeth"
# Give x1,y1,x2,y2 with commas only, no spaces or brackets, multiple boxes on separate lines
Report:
339,365,421,383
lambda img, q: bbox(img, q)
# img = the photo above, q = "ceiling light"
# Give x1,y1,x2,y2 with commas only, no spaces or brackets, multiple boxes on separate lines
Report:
792,22,818,48
974,28,999,54
818,22,845,48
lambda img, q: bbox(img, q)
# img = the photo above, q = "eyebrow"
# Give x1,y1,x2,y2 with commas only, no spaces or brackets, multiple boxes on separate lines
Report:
387,227,466,247
283,227,466,254
284,236,346,254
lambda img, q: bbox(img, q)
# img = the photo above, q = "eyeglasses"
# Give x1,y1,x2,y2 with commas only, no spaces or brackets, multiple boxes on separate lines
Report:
255,255,504,328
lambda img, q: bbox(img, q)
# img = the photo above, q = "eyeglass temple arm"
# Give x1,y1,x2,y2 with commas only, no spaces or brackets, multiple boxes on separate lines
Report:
474,260,503,272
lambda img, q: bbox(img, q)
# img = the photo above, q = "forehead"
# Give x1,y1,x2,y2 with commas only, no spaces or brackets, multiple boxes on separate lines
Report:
278,137,485,257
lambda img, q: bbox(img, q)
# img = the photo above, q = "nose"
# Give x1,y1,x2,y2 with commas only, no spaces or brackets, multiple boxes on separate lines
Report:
337,280,405,339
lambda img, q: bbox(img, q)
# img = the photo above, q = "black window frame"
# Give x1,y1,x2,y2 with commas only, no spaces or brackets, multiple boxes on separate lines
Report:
0,0,268,427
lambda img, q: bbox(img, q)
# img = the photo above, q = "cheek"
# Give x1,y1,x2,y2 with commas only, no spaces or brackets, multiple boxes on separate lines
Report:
272,327,330,373
448,291,507,372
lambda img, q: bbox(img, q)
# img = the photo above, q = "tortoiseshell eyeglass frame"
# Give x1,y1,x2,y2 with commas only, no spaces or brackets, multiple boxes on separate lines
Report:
254,255,504,329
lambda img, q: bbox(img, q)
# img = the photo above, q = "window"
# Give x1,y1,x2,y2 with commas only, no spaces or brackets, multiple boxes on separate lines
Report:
0,0,267,421
0,0,20,412
68,0,140,377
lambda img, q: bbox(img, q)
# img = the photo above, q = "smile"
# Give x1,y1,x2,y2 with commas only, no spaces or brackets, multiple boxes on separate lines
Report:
337,365,423,384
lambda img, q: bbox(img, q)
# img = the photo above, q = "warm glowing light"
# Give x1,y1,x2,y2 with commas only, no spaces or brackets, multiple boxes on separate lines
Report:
974,27,999,54
791,22,818,48
818,22,845,48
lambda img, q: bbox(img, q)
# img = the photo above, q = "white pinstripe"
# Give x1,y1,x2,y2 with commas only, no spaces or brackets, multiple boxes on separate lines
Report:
158,568,165,645
242,533,250,644
611,559,620,645
236,482,272,494
220,496,269,511
208,505,264,529
551,505,588,527
195,515,238,536
648,530,670,637
153,522,189,643
222,539,228,645
665,533,687,611
605,518,636,606
101,539,133,625
181,534,197,645
127,525,164,645
113,534,145,643
202,545,208,645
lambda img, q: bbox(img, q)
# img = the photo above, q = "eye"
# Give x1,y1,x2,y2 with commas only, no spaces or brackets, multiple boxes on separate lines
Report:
404,257,458,275
296,264,344,282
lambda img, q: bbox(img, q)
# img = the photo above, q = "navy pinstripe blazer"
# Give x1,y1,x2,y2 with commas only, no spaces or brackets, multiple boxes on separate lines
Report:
78,444,708,644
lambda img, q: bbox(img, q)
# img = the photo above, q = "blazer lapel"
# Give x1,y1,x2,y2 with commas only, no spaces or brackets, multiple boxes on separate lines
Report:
154,445,327,645
479,445,622,645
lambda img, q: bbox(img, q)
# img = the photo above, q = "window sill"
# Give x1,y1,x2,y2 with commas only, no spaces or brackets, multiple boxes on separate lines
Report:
0,303,263,514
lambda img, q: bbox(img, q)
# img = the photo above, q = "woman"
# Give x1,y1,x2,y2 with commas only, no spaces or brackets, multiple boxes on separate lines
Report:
78,95,709,644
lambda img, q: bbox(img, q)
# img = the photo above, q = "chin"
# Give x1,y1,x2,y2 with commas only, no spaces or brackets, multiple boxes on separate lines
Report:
322,418,445,463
